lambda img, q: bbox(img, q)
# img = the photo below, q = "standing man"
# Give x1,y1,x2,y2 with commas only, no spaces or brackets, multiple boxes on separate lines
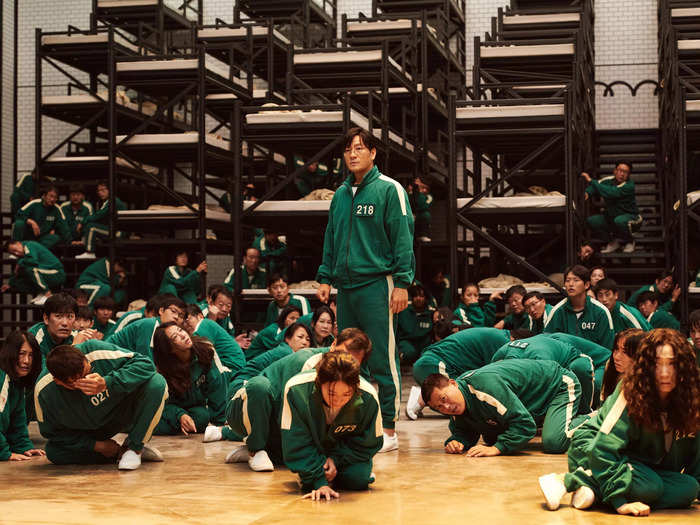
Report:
317,128,415,453
582,162,641,254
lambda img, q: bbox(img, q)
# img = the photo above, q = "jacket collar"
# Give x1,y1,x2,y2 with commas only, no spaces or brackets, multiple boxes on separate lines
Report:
343,165,379,192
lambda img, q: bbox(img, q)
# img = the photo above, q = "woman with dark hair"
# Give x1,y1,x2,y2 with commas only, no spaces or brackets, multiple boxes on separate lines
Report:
0,330,45,460
310,305,335,347
281,351,383,501
246,305,302,361
151,322,227,441
600,328,644,401
587,266,606,298
540,328,700,516
158,250,207,304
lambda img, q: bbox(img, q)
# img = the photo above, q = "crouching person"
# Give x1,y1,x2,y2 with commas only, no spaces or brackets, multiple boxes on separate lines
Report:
281,351,382,500
35,340,168,470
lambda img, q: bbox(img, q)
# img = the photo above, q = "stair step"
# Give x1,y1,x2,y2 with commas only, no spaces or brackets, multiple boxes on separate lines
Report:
598,143,656,154
598,251,665,259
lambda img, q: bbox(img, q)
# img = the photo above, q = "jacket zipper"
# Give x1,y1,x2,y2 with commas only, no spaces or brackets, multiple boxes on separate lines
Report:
345,184,356,287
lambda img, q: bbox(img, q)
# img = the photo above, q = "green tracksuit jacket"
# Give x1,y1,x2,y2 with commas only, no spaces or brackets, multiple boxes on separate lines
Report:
264,294,311,327
0,370,35,460
10,241,66,292
454,301,496,327
192,318,245,373
246,323,285,361
28,322,73,359
424,276,452,308
76,258,113,288
106,317,160,360
280,370,383,490
94,319,116,339
420,328,510,374
233,342,294,383
446,360,583,454
527,303,553,334
85,197,127,227
252,235,288,276
502,311,529,330
544,296,615,349
158,266,201,303
609,302,651,332
10,173,35,217
542,332,612,369
223,265,267,291
35,340,162,454
156,354,227,433
316,165,415,290
198,301,236,338
60,201,93,240
563,385,700,510
585,176,639,217
13,199,70,242
397,304,434,360
112,307,146,334
627,284,673,313
646,309,681,330
260,347,329,404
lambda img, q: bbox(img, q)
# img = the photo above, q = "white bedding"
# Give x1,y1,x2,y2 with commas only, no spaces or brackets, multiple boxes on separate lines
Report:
480,43,574,58
115,132,231,151
46,155,158,173
242,287,336,296
42,93,159,117
117,55,248,89
294,50,410,79
687,99,700,112
41,32,139,53
456,104,564,120
118,200,331,221
457,195,565,209
672,7,700,18
503,13,580,25
689,285,700,294
97,0,196,18
197,26,290,45
678,39,700,50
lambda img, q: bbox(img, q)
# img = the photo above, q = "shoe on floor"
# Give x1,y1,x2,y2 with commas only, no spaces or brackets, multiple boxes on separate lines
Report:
418,236,431,243
225,445,250,464
30,293,50,305
600,240,621,254
406,385,424,421
141,445,163,462
378,432,399,453
248,450,274,472
118,449,141,470
75,252,96,260
539,473,568,511
572,485,595,509
202,425,223,443
622,241,635,253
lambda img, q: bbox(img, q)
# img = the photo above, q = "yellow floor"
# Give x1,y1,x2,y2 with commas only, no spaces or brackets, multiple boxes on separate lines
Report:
3,378,698,524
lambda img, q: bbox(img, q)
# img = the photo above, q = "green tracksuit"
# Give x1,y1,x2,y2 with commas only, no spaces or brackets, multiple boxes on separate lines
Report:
646,309,681,330
192,318,245,375
253,235,288,276
106,317,160,360
696,270,700,287
413,328,510,386
28,322,74,360
281,370,382,491
491,334,598,411
293,155,330,196
94,319,117,339
453,301,496,327
317,165,415,430
544,296,615,349
446,360,587,454
154,354,227,435
527,303,553,335
83,197,127,252
112,307,146,334
232,342,294,384
627,284,674,314
60,201,93,241
0,370,36,460
246,323,285,361
10,173,35,217
223,265,267,291
198,301,236,339
585,176,642,242
225,347,327,456
609,302,651,332
264,294,311,327
289,312,334,348
9,241,66,294
158,265,201,304
502,311,529,330
563,385,700,511
411,191,433,239
35,340,168,464
397,304,434,363
13,199,69,249
76,258,127,306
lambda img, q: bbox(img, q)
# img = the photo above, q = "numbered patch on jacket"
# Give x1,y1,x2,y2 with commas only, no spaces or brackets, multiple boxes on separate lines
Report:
581,321,596,330
354,204,375,216
196,374,206,387
333,424,357,434
90,389,110,406
508,340,529,349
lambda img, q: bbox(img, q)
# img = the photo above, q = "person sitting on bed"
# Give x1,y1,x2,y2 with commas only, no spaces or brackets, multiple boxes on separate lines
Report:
252,231,288,276
76,182,127,260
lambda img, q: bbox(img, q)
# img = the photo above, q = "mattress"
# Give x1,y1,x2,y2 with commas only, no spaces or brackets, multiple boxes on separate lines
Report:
41,93,159,117
457,195,565,209
687,99,700,112
41,32,139,53
456,104,564,120
503,13,580,25
119,200,331,221
197,26,291,45
241,287,336,297
689,285,700,294
45,155,158,173
206,89,286,101
294,50,409,79
678,39,700,50
97,0,194,17
672,7,700,18
114,132,231,151
480,286,557,295
480,43,574,58
117,55,248,88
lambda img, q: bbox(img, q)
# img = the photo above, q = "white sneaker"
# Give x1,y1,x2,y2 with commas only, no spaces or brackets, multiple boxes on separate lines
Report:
140,445,163,462
225,445,250,464
600,240,620,254
406,385,424,420
118,449,141,470
75,252,96,260
8,254,17,260
248,450,274,472
538,473,568,511
572,485,595,509
202,425,223,443
418,236,431,243
622,241,635,253
378,432,399,453
30,292,50,305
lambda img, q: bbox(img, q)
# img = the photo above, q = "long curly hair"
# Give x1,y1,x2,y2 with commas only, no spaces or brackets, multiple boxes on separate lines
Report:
623,329,700,436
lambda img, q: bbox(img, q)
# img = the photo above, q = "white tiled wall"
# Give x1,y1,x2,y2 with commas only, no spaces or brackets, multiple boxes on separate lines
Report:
2,0,15,213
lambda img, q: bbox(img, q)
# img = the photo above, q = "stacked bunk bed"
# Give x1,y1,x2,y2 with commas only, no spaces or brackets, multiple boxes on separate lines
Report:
447,0,595,294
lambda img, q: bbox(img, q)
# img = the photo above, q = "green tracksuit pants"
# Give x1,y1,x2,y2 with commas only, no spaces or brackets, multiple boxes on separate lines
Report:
78,282,126,306
45,375,167,465
12,220,62,250
587,213,641,242
225,376,282,462
568,355,596,412
337,276,400,430
398,339,423,364
308,461,373,493
153,405,209,436
10,268,66,294
84,225,109,252
541,372,587,454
